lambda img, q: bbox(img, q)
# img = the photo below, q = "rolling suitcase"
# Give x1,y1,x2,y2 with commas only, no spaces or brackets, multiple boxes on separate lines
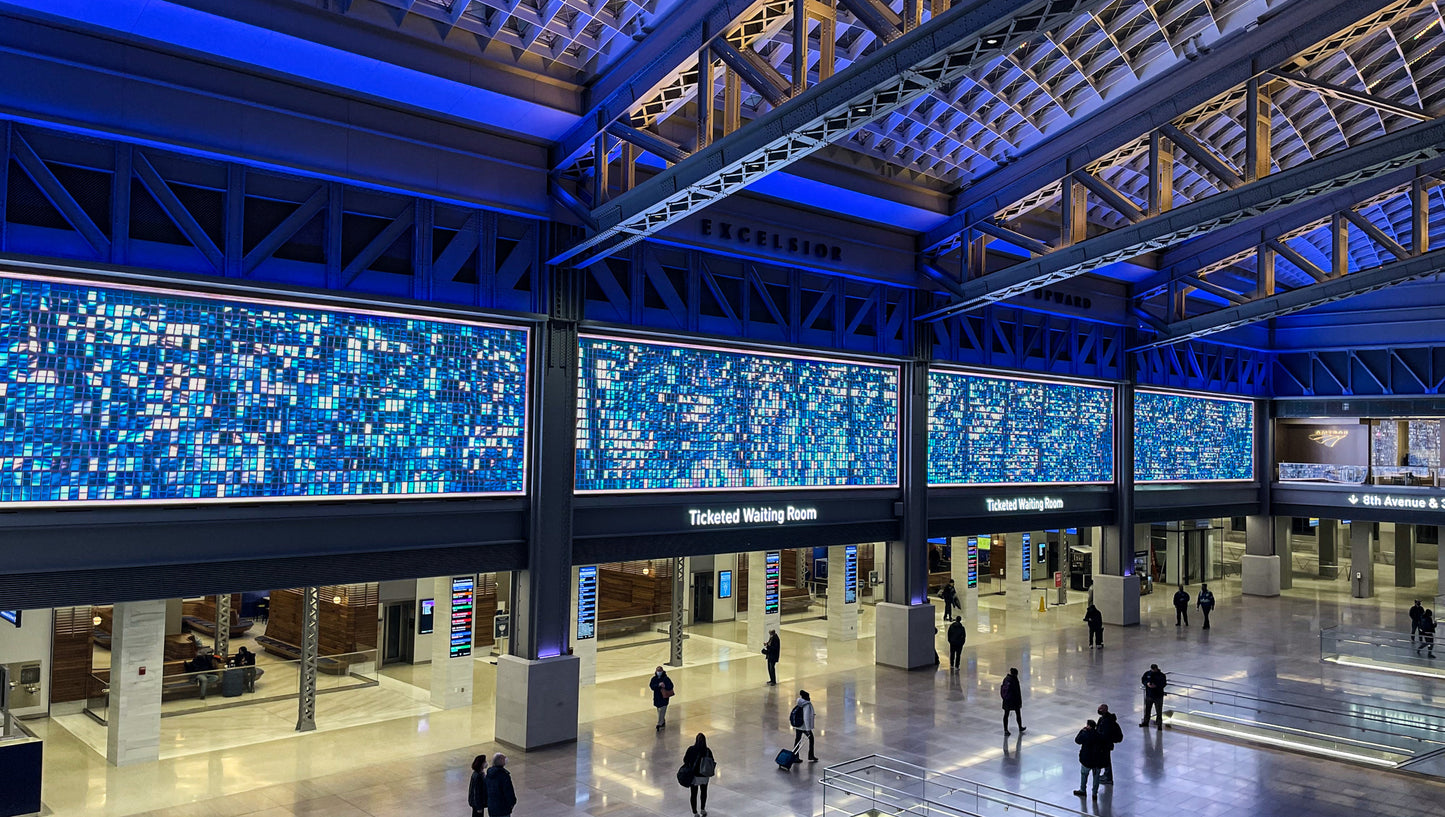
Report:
775,736,803,770
221,667,245,698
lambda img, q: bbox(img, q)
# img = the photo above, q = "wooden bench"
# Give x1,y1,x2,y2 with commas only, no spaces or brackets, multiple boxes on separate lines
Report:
181,615,255,638
255,635,351,675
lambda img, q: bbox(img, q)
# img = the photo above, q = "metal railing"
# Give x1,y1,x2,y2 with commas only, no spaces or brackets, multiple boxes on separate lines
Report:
1163,673,1445,766
1321,626,1445,677
820,755,1090,817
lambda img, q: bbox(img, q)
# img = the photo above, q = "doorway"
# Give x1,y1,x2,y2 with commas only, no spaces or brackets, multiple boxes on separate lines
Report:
381,602,415,665
693,572,714,623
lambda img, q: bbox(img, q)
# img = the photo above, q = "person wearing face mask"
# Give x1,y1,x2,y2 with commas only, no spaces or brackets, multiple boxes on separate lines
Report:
649,666,675,731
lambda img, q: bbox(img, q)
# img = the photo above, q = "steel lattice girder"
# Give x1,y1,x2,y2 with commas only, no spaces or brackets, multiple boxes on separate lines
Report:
549,0,1096,268
918,114,1445,322
1134,246,1445,350
917,0,1405,255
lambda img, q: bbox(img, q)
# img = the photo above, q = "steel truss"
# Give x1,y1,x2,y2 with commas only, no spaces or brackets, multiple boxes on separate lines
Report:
1275,344,1445,397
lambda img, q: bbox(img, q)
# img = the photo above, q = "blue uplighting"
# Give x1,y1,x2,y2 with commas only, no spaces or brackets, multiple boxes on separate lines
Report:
1134,391,1254,482
0,275,528,503
928,370,1114,485
575,336,898,491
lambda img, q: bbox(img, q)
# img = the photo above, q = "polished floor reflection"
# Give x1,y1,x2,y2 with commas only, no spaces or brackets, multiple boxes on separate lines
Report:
29,562,1445,817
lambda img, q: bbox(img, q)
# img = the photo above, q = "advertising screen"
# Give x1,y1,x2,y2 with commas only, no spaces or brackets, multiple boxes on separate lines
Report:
764,552,781,615
844,545,858,604
0,274,528,504
718,570,733,599
1135,391,1254,482
928,370,1113,485
577,566,598,640
1021,533,1031,582
418,599,434,635
449,576,475,659
576,336,898,491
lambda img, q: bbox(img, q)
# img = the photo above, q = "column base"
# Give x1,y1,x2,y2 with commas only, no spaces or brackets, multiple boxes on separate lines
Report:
1092,575,1139,626
1240,555,1281,597
874,603,936,670
494,655,580,751
1320,564,1342,580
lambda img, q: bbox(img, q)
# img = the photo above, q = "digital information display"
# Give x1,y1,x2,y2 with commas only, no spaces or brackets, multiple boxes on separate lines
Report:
449,576,474,659
418,599,434,635
0,610,18,627
928,370,1113,485
966,538,978,589
764,552,781,615
1134,390,1254,482
719,570,733,599
0,274,528,504
844,545,858,604
1020,533,1031,582
576,566,598,640
575,336,898,491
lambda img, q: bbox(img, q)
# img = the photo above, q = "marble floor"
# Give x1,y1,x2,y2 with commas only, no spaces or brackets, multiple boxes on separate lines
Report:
26,562,1445,817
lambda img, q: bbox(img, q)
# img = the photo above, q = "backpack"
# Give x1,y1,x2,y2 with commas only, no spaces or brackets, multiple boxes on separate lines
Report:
1104,717,1124,744
789,704,805,728
695,753,716,777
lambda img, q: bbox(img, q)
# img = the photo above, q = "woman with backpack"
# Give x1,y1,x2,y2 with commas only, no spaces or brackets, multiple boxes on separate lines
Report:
790,690,818,762
682,733,717,816
467,754,487,817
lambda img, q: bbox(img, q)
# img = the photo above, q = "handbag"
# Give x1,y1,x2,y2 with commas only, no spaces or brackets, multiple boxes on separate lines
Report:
676,762,696,788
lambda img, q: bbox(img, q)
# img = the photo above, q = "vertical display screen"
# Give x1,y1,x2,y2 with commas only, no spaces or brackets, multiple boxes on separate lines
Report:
449,576,474,658
844,545,858,604
764,552,781,615
719,570,733,599
967,538,978,589
418,599,434,635
577,566,598,640
1021,533,1031,582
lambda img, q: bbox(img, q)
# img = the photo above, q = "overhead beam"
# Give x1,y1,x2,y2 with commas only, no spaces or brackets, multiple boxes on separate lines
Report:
918,114,1445,321
710,38,789,107
605,122,689,164
835,0,903,43
1269,69,1433,121
550,0,1091,268
1134,246,1445,349
918,0,1402,253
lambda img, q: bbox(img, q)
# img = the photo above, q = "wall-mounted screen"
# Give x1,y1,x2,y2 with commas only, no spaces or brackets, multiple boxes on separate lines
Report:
928,370,1113,485
418,599,434,635
0,274,528,504
575,336,898,491
0,610,19,627
718,570,733,599
966,538,978,589
1134,390,1254,482
576,566,598,640
1020,533,1031,582
764,552,781,615
844,545,858,604
449,576,474,659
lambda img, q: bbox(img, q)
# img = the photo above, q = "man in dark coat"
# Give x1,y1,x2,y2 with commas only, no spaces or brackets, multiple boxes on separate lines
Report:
1410,600,1425,646
940,579,959,620
1173,586,1190,626
1096,704,1123,784
1083,603,1104,648
1197,584,1216,630
1072,720,1108,799
1140,664,1167,728
764,629,781,686
1000,667,1025,736
484,753,517,817
946,616,966,670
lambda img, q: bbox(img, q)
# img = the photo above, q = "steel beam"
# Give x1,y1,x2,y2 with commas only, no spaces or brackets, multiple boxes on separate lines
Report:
1269,69,1433,122
668,556,685,667
920,114,1445,321
709,38,788,107
836,0,903,43
918,0,1401,253
606,122,689,164
1135,247,1445,349
551,0,1092,268
296,586,318,732
214,594,231,659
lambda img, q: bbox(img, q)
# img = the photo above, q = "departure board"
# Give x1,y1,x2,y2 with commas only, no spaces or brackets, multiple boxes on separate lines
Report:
449,576,475,659
844,545,858,604
0,274,527,504
764,552,781,615
966,538,978,589
1134,391,1254,482
576,566,598,640
575,336,898,491
928,370,1113,485
1020,533,1031,582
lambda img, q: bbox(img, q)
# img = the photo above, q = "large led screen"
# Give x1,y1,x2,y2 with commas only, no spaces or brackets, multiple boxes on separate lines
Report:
928,370,1113,485
575,336,898,491
1134,390,1254,482
0,274,527,504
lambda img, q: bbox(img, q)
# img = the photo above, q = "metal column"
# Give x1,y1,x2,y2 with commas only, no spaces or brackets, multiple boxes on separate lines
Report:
213,594,231,659
295,586,318,732
668,556,685,667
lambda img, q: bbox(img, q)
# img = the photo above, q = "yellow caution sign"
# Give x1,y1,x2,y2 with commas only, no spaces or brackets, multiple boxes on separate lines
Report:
1037,594,1047,613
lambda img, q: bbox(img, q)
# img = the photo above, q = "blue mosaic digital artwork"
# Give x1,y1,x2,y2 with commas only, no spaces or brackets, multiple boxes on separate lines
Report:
1134,391,1254,481
928,371,1114,485
575,337,898,491
0,276,528,503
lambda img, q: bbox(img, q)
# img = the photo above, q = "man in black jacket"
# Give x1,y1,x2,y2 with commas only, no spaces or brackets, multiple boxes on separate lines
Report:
1072,720,1108,800
1410,600,1425,646
764,630,781,686
1000,668,1025,736
1140,664,1167,728
484,753,517,817
1197,584,1216,630
1083,603,1104,648
1096,704,1123,784
1173,586,1190,626
946,616,966,670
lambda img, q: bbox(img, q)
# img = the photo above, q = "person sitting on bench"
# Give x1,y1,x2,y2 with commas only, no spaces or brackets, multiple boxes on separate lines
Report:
233,646,261,692
186,650,221,698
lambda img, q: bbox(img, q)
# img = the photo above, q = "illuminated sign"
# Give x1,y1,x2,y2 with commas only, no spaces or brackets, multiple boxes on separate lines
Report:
985,496,1063,513
449,576,474,659
764,552,781,615
844,545,858,604
1309,429,1351,447
966,538,978,589
0,610,18,627
719,570,733,599
1021,533,1031,582
688,506,819,526
577,566,598,640
1135,390,1254,482
418,599,434,635
1348,493,1442,511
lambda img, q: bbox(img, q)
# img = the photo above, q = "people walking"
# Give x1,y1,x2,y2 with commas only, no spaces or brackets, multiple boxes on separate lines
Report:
484,754,516,817
1418,610,1437,659
467,754,487,817
789,690,818,762
1173,586,1190,626
682,733,716,816
764,629,781,686
650,666,675,730
1072,719,1108,800
1140,664,1167,728
1000,668,1025,736
940,579,959,620
1410,599,1425,646
1197,583,1215,630
1096,704,1122,784
1083,603,1104,648
946,616,966,670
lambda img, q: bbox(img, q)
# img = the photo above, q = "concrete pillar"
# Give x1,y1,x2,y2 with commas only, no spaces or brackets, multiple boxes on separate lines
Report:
1394,525,1417,588
430,576,474,709
1202,529,1219,582
571,566,598,685
106,599,166,766
714,554,738,622
495,655,580,750
951,536,978,630
1318,519,1342,579
1005,532,1036,631
163,599,183,636
877,355,934,670
747,551,781,649
1165,529,1182,586
1095,523,1142,626
1350,522,1374,598
826,545,860,641
1242,515,1285,596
